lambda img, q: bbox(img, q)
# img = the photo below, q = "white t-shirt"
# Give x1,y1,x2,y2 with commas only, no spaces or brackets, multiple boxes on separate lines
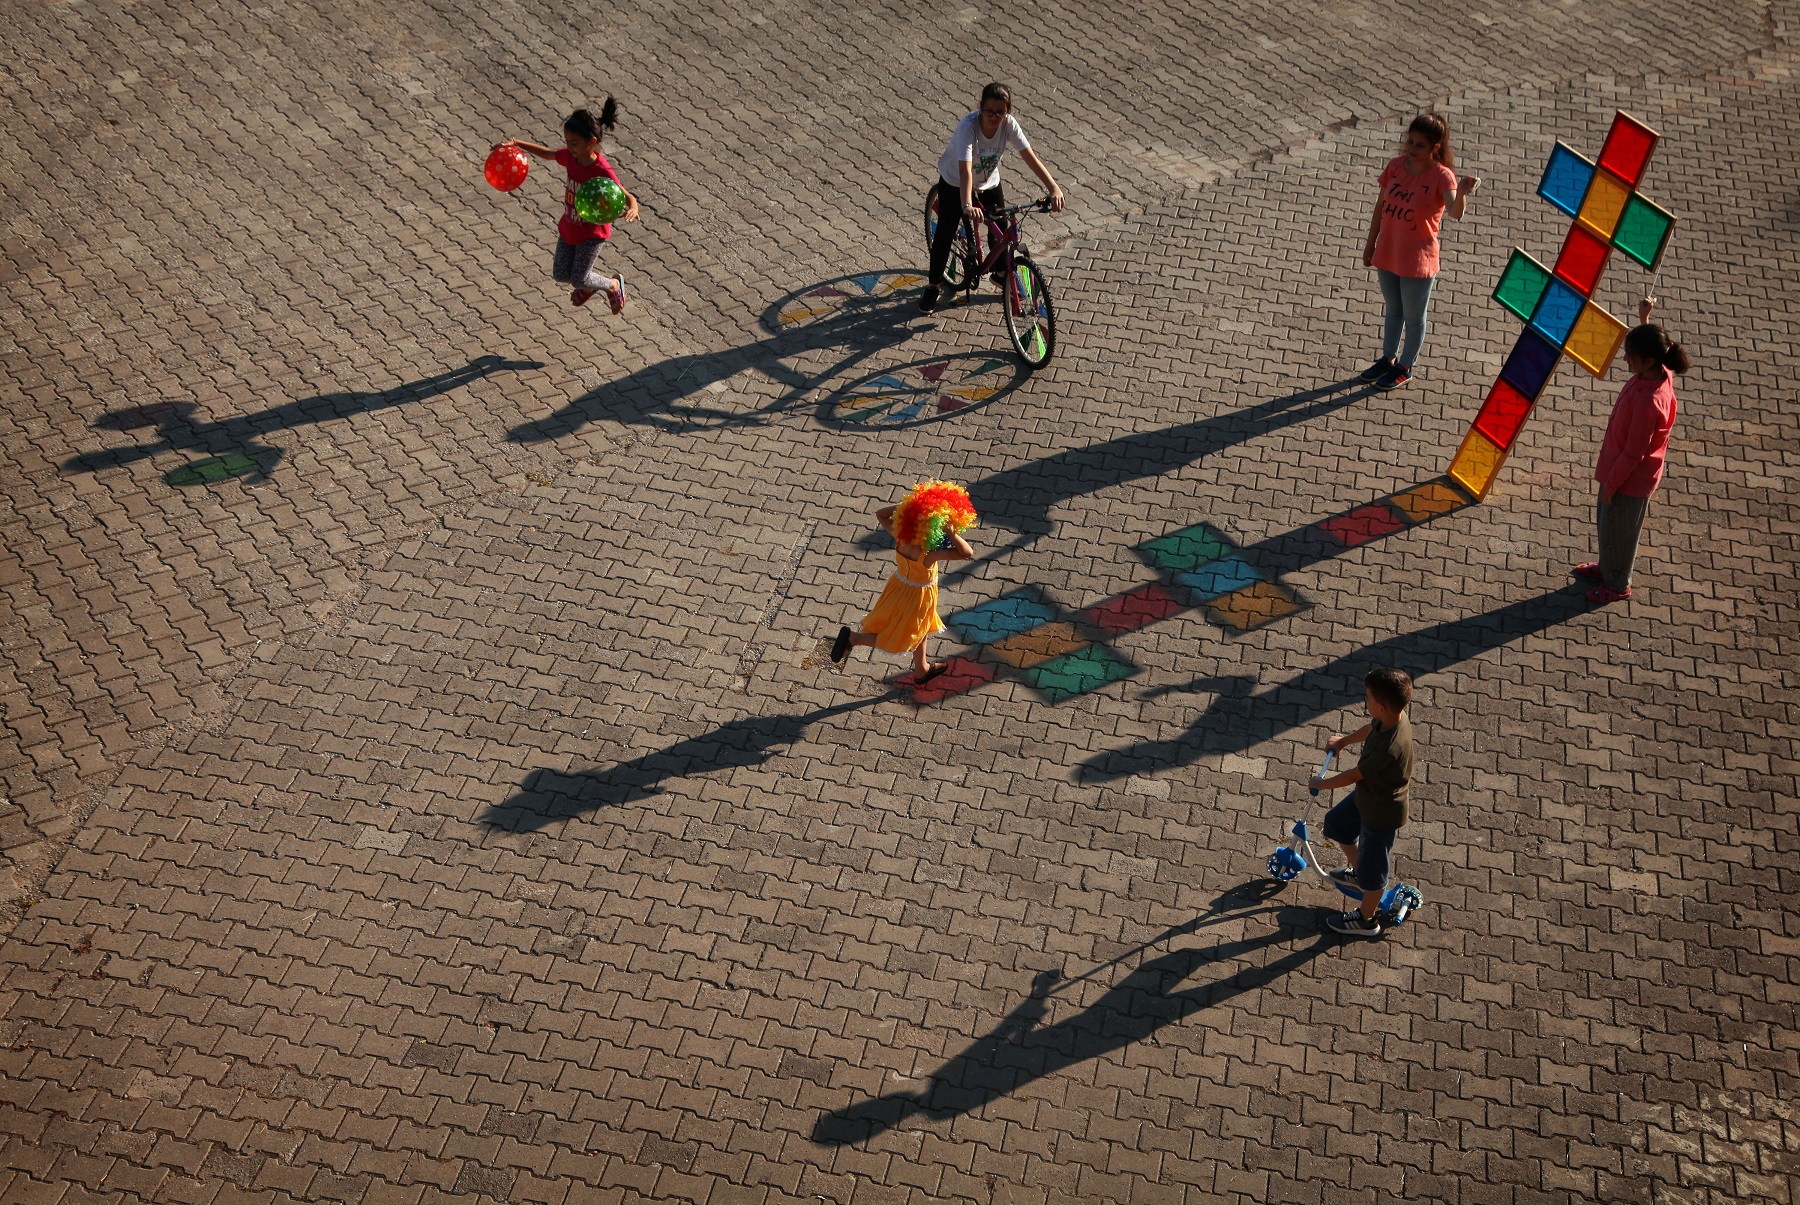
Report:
936,112,1031,190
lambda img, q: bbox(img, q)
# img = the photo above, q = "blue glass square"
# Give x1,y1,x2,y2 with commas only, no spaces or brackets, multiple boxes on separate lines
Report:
1173,554,1264,601
1537,143,1595,218
1499,328,1562,401
946,588,1060,645
1528,278,1585,347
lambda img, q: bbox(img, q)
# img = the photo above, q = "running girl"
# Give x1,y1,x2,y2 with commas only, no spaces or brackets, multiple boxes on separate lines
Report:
1359,114,1480,390
831,482,977,685
493,102,640,313
921,84,1065,314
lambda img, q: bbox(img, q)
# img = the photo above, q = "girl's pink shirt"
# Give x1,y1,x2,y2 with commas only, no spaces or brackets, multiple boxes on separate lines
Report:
555,148,622,244
1372,157,1458,278
1595,364,1679,497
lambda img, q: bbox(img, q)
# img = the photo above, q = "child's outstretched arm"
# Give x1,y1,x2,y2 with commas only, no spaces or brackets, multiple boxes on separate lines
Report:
875,506,897,535
494,138,558,162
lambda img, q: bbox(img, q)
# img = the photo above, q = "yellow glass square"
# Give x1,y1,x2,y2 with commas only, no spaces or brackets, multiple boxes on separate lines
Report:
988,622,1084,668
1447,428,1507,501
1389,479,1475,523
1576,171,1631,240
1207,582,1304,632
1565,303,1628,378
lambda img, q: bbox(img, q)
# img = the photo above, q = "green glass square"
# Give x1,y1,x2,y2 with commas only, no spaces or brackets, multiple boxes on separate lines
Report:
1493,250,1552,322
1135,524,1231,574
1613,193,1675,270
1021,644,1137,703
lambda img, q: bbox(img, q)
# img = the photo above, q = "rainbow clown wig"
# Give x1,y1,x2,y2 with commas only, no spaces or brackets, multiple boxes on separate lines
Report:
893,480,977,551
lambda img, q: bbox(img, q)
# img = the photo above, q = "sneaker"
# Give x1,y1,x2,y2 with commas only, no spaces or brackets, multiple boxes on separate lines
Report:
1327,910,1384,939
1572,562,1603,581
571,288,596,307
605,273,627,315
1359,357,1395,382
1376,364,1412,391
1327,867,1359,885
1586,584,1631,605
918,285,940,314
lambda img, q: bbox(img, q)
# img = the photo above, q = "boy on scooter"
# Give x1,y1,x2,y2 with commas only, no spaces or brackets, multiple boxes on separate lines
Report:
1309,667,1415,938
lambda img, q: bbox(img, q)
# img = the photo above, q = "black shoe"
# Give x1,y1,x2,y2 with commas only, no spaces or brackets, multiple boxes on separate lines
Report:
1359,357,1395,382
1327,910,1384,939
1376,364,1412,391
918,285,940,314
1327,867,1358,885
830,626,852,666
989,271,1006,288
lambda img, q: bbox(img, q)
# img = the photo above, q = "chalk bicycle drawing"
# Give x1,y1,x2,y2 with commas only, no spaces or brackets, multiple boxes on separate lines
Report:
922,188,1057,370
1266,750,1425,933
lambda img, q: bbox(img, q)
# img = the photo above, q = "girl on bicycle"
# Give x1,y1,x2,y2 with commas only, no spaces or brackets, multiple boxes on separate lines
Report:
921,83,1065,314
1359,113,1480,390
493,101,641,314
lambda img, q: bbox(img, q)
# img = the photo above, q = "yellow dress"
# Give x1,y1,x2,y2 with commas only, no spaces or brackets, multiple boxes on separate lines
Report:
859,549,943,654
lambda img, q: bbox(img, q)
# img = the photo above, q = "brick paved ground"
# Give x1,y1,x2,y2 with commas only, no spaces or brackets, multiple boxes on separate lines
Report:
2,0,1796,1201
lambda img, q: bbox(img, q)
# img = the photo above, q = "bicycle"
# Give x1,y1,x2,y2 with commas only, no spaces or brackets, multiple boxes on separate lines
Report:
922,188,1057,370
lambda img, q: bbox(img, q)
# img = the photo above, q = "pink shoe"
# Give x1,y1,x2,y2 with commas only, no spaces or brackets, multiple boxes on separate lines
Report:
606,272,627,315
1586,585,1631,605
1573,562,1603,581
571,288,596,307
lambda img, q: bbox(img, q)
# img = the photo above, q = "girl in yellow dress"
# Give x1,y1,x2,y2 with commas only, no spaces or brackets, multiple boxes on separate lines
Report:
832,481,977,684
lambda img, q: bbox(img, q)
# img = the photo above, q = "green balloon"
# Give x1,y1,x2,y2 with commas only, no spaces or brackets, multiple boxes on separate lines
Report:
574,177,627,224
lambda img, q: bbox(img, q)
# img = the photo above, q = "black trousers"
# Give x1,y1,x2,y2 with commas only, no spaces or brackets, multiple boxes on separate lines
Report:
928,179,1006,287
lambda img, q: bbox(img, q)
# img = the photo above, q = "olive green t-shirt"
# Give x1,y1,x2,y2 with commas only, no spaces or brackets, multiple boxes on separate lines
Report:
1355,711,1414,830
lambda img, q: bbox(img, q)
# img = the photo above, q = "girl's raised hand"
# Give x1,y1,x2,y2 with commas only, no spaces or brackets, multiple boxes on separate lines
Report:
1458,175,1480,195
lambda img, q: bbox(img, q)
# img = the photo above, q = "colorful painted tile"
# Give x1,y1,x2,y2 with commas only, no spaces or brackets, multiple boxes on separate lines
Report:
1079,582,1188,636
946,589,1060,644
1389,479,1475,523
1552,225,1611,296
1499,328,1562,401
1448,427,1507,501
1207,581,1305,632
1576,170,1631,241
1135,524,1232,574
1597,111,1658,187
1564,303,1628,378
988,622,1085,669
1173,554,1264,601
1612,193,1676,270
1472,379,1536,451
1021,643,1137,703
905,657,995,705
1492,250,1552,323
1537,142,1596,217
1529,277,1586,346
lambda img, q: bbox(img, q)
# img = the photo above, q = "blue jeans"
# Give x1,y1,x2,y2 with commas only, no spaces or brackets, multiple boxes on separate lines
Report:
1377,269,1436,369
1321,789,1396,893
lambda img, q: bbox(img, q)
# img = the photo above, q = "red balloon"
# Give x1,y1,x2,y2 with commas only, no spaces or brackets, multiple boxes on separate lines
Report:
484,146,529,192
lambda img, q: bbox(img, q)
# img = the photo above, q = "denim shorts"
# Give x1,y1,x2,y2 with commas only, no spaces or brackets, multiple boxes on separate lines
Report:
1322,789,1396,893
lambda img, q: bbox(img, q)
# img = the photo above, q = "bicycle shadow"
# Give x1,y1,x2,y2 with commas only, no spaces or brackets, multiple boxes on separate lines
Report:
811,882,1333,1146
507,270,934,443
1078,585,1591,781
814,350,1031,430
64,355,543,485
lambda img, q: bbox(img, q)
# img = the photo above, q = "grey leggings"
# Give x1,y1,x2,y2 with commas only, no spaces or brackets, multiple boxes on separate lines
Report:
553,238,612,290
1378,268,1436,369
1597,490,1651,592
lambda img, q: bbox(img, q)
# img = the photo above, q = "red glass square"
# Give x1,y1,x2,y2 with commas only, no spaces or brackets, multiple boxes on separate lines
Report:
1597,112,1658,187
1472,379,1536,450
1553,225,1611,296
1318,504,1406,548
1078,582,1187,635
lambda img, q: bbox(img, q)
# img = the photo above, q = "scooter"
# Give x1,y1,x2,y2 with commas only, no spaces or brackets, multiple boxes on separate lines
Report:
1266,750,1423,930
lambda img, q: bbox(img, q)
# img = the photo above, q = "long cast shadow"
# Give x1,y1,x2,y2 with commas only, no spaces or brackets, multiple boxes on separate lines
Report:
932,378,1373,583
480,692,895,832
65,355,542,483
813,888,1334,1146
1078,586,1590,781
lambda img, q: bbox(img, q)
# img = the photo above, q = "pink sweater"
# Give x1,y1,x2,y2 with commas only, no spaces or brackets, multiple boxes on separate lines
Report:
1595,365,1678,498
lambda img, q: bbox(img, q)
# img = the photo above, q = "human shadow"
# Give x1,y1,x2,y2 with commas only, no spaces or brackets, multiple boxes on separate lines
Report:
1078,585,1590,782
507,270,931,443
812,886,1333,1146
64,355,543,484
479,692,897,832
928,378,1373,581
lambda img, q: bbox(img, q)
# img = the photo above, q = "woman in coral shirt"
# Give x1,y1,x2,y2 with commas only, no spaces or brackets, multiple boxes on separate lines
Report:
1578,299,1689,604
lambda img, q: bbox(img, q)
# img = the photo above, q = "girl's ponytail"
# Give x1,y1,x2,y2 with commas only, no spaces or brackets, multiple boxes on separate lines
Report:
598,95,619,134
1623,323,1691,375
563,98,619,143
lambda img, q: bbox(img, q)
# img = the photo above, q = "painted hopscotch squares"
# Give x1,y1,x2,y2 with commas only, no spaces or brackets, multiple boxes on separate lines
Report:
1450,110,1675,501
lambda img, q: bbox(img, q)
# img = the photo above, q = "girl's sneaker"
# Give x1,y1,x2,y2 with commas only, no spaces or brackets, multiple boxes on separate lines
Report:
1376,364,1413,391
1359,357,1395,382
1327,910,1384,939
606,273,627,315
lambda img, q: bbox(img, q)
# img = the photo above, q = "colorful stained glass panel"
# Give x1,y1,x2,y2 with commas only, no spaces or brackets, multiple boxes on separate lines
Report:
1576,170,1631,240
1597,111,1658,186
1564,303,1628,378
1613,193,1676,270
1493,250,1552,322
1499,328,1563,401
1529,278,1586,346
1552,225,1611,295
1472,379,1536,450
1537,142,1596,217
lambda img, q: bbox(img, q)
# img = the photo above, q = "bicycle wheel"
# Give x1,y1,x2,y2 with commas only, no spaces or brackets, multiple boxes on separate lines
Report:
922,187,970,288
1003,252,1055,369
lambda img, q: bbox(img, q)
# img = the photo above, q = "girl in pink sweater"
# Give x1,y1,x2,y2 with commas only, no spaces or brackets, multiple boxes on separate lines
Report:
1577,299,1689,604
